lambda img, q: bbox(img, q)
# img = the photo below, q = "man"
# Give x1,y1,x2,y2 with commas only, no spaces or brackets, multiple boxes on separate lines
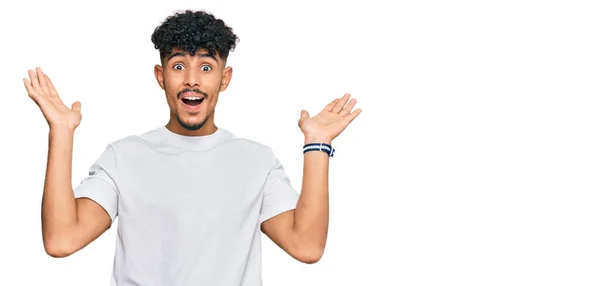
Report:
23,10,361,286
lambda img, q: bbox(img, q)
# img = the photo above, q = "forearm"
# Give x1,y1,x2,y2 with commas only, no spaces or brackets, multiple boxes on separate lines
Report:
293,138,331,252
42,127,78,243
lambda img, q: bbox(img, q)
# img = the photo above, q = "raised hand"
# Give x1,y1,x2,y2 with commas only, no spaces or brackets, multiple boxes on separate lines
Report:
24,67,82,131
298,93,362,144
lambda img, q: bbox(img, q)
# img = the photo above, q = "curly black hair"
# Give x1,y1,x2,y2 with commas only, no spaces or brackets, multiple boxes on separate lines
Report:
151,10,239,63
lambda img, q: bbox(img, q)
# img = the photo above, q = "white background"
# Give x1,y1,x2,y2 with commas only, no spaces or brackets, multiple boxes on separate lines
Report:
1,0,599,285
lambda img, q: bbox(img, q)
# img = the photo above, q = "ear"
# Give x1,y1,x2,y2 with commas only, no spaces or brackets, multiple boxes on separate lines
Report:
220,66,233,92
154,64,165,90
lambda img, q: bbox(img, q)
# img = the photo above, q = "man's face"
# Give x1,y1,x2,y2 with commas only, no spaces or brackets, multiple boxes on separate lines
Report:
154,48,232,131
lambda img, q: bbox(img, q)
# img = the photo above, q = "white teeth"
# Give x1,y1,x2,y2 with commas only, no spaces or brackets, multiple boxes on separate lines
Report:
183,97,203,100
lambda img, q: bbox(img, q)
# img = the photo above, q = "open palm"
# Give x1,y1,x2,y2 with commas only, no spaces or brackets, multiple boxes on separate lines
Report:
298,94,362,143
24,67,82,130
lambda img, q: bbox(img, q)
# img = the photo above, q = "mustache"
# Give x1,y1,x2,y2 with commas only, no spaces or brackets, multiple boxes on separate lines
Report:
177,88,207,99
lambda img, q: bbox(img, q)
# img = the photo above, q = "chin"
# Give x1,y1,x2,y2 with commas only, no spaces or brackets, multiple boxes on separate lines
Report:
177,115,208,131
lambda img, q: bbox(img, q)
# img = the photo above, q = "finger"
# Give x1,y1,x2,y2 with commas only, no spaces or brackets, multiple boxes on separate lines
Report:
36,67,50,96
300,109,309,119
23,78,49,108
298,109,309,127
23,78,36,102
28,69,41,91
332,93,351,113
39,70,69,112
45,74,59,97
44,74,67,110
324,98,339,112
340,98,357,116
71,101,81,112
37,67,51,96
344,108,362,124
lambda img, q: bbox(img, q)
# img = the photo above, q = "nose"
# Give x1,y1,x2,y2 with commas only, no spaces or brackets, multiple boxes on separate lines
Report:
184,69,200,87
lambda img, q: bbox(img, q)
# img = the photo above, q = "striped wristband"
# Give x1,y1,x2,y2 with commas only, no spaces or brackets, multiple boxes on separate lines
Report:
303,143,335,157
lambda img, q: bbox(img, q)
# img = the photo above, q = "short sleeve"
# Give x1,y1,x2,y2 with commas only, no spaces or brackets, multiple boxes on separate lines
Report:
73,145,119,223
259,150,300,223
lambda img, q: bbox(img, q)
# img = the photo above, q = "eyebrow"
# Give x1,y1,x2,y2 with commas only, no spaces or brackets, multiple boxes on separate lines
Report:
167,51,217,62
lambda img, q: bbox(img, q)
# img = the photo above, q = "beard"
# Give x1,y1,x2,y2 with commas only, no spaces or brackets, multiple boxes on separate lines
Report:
176,113,208,131
174,87,212,131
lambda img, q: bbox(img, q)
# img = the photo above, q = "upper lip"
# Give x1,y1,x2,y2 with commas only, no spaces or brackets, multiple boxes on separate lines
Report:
181,92,205,99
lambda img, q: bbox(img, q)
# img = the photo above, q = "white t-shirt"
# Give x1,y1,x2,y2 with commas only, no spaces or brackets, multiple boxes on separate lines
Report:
73,126,300,286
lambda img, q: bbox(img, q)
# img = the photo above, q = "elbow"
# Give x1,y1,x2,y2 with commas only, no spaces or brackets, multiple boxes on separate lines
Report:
295,246,325,264
300,255,322,264
45,247,71,258
43,236,76,258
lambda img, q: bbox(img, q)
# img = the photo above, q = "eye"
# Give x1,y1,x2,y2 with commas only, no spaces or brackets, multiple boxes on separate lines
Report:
173,63,184,70
201,65,212,72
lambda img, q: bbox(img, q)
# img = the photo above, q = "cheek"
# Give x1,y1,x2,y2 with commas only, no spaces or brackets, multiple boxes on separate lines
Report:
205,76,220,90
164,78,181,97
203,77,221,99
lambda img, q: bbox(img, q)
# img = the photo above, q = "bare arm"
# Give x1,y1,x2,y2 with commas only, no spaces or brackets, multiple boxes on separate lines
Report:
262,94,361,263
25,67,111,258
262,147,330,264
42,128,111,257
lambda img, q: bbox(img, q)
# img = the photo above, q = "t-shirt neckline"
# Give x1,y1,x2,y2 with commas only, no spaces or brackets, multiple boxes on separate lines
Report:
158,126,232,151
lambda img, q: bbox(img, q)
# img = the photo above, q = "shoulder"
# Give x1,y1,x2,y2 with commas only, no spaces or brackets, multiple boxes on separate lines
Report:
229,136,272,153
103,127,163,153
225,132,278,161
102,127,279,164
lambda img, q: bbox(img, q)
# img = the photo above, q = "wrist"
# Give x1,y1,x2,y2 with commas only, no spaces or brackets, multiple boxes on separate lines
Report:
49,125,75,137
303,142,335,157
304,135,332,145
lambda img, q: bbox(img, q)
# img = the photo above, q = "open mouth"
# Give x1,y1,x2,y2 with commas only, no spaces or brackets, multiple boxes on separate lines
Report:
181,96,205,107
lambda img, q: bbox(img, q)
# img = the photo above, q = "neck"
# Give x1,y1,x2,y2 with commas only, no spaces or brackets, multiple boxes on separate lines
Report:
165,118,218,137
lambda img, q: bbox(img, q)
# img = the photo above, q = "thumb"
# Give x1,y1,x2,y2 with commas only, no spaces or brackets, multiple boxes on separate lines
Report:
71,101,81,112
300,110,310,119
